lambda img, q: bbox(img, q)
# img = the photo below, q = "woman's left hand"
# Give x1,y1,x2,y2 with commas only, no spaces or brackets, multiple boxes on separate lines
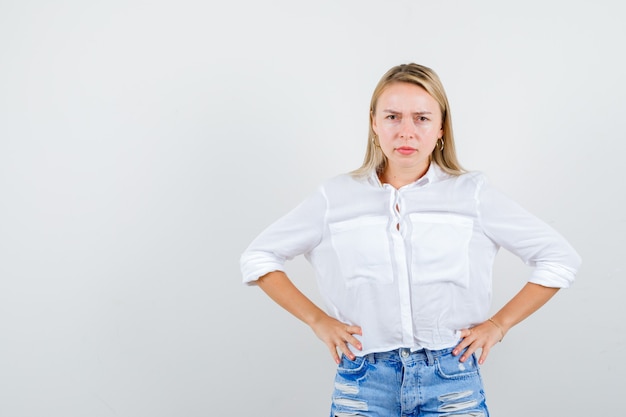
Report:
452,320,504,365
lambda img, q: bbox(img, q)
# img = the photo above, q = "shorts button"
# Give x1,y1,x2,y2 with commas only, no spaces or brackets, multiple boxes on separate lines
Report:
401,349,409,358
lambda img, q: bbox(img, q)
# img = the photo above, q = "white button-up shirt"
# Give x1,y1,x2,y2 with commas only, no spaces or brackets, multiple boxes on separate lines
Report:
240,163,581,355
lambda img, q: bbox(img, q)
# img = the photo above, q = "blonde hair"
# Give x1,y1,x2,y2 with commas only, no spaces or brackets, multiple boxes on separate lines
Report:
352,63,465,178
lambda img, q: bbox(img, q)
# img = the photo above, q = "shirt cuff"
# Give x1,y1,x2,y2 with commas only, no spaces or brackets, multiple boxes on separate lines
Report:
528,262,578,288
241,251,286,285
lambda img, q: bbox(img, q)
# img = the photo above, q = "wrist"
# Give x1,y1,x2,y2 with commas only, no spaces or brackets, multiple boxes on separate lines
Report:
305,309,328,328
487,317,506,342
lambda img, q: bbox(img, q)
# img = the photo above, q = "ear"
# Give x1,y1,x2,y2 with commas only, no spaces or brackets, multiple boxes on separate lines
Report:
371,111,378,135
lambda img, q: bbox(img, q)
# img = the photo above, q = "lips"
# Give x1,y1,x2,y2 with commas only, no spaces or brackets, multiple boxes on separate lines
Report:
396,146,417,155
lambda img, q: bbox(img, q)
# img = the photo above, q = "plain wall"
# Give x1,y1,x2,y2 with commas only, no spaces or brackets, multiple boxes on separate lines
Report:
1,0,624,415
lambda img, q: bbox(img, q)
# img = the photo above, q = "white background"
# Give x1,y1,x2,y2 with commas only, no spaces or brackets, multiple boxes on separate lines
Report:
1,1,624,416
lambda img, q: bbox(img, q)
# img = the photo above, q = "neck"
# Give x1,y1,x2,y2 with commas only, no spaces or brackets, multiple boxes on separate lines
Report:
380,163,430,189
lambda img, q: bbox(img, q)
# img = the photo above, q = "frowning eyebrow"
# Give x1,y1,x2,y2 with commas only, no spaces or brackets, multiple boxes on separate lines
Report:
381,109,433,115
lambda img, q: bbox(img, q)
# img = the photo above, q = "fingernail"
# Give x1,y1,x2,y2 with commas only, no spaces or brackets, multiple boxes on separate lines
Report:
452,350,458,356
460,356,466,362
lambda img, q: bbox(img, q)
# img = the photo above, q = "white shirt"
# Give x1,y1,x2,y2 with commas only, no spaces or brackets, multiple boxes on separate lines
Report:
240,163,581,355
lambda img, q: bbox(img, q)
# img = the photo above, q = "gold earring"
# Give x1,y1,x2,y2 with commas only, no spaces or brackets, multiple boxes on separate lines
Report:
437,138,444,151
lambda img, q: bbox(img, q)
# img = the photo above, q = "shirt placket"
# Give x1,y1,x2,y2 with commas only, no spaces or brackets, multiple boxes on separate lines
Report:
389,188,414,346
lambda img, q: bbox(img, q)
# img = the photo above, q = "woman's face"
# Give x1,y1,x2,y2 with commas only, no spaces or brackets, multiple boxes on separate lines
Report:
372,82,443,176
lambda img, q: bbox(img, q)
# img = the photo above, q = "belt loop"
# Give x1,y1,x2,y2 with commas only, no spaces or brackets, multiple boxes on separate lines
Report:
368,353,376,364
425,348,434,366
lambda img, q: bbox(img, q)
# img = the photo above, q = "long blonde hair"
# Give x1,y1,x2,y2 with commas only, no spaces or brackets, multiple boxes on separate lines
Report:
352,63,465,178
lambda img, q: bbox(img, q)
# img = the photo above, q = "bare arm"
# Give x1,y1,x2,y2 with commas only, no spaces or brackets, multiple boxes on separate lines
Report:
453,282,560,364
257,270,362,364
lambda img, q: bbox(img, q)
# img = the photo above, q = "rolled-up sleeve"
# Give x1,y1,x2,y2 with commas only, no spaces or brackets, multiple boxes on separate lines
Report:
240,188,327,285
476,178,581,288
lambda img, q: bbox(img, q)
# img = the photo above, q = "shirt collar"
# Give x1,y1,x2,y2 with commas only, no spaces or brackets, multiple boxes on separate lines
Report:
368,162,445,189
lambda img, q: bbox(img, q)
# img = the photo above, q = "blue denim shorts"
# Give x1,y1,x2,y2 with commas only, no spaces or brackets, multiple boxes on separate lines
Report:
330,347,489,417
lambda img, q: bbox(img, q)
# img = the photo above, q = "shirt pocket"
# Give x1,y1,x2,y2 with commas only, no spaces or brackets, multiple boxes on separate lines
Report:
329,216,394,288
409,213,473,288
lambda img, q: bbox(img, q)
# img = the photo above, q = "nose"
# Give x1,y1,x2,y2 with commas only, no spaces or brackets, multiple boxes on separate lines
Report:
399,118,415,139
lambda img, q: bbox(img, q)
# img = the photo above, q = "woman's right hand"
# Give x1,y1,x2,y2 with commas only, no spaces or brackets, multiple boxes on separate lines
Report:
309,314,362,364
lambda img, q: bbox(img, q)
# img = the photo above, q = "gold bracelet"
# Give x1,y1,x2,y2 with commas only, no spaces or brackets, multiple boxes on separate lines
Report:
488,318,505,342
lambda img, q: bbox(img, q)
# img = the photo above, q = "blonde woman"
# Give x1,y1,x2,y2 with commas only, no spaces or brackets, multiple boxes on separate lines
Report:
240,63,580,417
